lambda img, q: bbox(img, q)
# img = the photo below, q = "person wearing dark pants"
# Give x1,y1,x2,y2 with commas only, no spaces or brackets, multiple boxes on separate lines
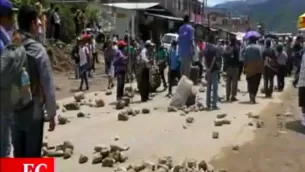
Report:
12,5,57,157
293,50,305,126
140,67,150,101
238,62,243,80
167,40,180,96
155,42,168,89
276,45,288,91
78,35,90,90
223,37,240,101
243,36,264,103
116,72,125,100
113,40,127,100
12,104,44,157
262,39,277,97
246,73,262,101
79,64,89,90
53,7,60,40
263,67,275,97
138,41,154,102
204,35,221,109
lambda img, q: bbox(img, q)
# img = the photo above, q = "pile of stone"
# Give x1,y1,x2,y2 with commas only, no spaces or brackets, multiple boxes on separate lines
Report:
42,139,75,159
246,112,264,129
116,157,217,172
89,143,129,167
167,102,205,115
117,108,150,121
60,92,105,112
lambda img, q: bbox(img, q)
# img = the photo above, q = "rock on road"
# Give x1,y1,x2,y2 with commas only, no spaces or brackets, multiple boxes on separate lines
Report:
48,77,289,172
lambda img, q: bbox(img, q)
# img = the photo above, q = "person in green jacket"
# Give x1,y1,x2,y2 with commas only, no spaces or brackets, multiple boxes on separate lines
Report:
154,41,168,89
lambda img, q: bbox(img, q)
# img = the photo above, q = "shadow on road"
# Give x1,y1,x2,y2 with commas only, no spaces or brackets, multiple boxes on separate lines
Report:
286,120,305,135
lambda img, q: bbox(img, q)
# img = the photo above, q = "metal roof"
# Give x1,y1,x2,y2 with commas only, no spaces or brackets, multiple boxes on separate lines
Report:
145,12,183,21
101,2,159,10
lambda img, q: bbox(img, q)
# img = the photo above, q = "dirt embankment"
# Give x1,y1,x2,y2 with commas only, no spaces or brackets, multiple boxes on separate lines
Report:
211,88,305,172
46,42,75,73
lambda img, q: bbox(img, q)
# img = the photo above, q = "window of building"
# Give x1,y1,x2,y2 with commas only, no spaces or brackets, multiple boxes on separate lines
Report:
222,18,228,25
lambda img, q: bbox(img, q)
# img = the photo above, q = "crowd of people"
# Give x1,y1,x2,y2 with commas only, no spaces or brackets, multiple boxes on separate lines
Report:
1,0,305,160
73,14,305,126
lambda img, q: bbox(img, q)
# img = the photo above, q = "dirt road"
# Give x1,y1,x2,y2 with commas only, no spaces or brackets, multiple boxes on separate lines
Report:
211,88,305,172
47,72,293,172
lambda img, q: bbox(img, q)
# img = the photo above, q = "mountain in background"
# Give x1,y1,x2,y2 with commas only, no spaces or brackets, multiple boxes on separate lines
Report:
213,0,304,32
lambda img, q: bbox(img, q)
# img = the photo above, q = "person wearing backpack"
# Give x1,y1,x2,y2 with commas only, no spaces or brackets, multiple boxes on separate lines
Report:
0,0,14,157
262,39,278,98
7,5,56,157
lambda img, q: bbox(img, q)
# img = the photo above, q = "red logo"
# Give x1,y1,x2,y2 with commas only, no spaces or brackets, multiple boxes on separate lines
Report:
0,158,55,172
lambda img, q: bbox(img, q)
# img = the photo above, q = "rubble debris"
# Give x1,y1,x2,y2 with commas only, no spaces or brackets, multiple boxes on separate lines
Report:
256,120,264,128
102,157,116,167
232,145,239,151
57,115,69,125
63,148,73,159
185,117,194,123
246,112,260,119
105,90,112,95
77,112,85,118
92,152,103,164
95,99,105,107
63,102,80,110
122,97,131,106
74,92,85,102
78,154,88,164
167,106,178,112
142,108,150,114
118,112,129,121
212,131,219,139
214,119,231,126
116,100,126,110
216,113,227,119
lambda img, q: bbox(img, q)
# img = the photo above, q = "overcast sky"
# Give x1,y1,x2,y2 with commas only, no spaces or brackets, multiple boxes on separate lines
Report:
206,0,235,6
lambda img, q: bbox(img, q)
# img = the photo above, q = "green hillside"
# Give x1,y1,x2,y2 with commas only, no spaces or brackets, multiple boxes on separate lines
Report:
214,0,305,32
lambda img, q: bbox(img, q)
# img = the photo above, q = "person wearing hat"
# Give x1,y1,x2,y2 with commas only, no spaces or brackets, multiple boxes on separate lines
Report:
0,0,14,53
0,0,15,157
137,40,154,102
114,40,127,100
78,34,90,90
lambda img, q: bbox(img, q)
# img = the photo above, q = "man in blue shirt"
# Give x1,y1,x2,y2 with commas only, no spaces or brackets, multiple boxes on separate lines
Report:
0,0,14,157
178,15,194,78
